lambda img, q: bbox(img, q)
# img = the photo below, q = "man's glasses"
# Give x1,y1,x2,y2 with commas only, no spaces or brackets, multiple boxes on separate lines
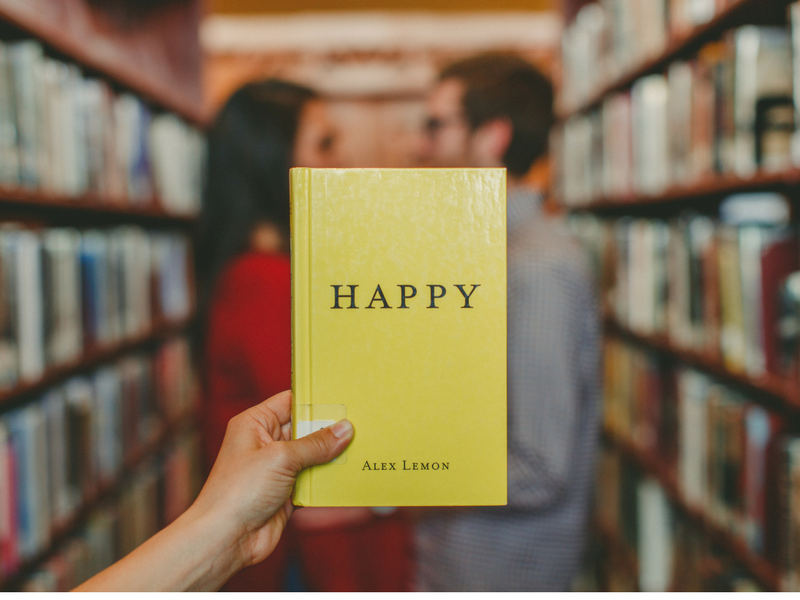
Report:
423,115,465,137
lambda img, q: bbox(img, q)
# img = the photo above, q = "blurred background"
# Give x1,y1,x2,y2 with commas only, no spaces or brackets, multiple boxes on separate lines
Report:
3,0,800,593
203,1,557,169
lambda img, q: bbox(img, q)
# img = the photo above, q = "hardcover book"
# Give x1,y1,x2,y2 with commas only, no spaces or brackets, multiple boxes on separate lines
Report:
290,168,507,507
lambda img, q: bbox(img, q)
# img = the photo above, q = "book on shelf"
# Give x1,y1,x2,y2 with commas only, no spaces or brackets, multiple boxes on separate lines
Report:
0,37,205,214
0,223,193,391
19,429,201,592
603,337,786,561
560,0,671,111
558,0,747,112
778,436,800,590
637,477,673,592
593,439,766,591
571,192,799,382
556,16,800,206
732,26,793,177
0,335,196,583
290,167,507,507
791,3,800,163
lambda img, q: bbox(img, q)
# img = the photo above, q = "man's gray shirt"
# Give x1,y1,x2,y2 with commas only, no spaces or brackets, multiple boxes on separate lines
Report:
415,187,602,591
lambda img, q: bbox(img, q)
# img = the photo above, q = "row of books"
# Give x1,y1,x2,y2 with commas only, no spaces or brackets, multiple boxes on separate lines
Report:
0,336,196,578
0,224,192,390
556,17,800,206
560,0,737,111
595,446,762,591
0,39,204,215
603,337,800,586
570,194,800,380
21,430,201,592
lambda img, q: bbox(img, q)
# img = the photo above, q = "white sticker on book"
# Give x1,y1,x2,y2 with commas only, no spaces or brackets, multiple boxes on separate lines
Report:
295,420,335,439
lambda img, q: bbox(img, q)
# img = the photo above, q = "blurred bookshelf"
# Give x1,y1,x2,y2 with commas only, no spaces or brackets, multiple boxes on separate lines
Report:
557,0,795,119
605,317,800,413
567,170,800,214
0,0,205,591
556,0,800,591
604,430,782,591
0,411,197,591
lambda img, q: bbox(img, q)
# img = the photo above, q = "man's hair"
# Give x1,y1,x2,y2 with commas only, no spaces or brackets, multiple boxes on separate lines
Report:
439,52,554,177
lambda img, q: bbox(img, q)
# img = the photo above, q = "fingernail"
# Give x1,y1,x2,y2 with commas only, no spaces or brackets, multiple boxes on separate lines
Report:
331,419,353,439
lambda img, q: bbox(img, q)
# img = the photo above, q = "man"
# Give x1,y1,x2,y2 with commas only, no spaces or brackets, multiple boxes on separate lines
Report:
415,53,601,591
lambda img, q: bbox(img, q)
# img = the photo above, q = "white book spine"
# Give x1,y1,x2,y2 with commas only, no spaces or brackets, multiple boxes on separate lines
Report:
16,231,44,381
679,369,708,506
637,478,673,592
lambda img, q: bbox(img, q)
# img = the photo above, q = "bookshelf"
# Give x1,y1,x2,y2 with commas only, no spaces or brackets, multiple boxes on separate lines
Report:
568,169,800,214
604,317,800,413
0,411,196,591
0,0,204,591
557,0,795,119
604,430,782,591
0,317,193,412
556,0,800,591
593,516,638,568
0,188,198,227
0,0,205,126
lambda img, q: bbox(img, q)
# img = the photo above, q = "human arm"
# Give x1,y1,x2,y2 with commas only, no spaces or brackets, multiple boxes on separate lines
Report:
74,390,354,592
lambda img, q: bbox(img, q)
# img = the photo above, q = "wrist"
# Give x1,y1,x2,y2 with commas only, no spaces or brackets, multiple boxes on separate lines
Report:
179,500,249,588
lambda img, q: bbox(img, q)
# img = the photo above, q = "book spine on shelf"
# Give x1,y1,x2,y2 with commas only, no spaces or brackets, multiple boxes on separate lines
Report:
0,37,205,215
0,334,197,586
19,427,202,592
602,335,787,562
556,21,796,207
573,212,799,381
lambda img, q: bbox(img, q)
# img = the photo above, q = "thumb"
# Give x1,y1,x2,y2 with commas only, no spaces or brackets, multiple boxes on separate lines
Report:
284,419,354,473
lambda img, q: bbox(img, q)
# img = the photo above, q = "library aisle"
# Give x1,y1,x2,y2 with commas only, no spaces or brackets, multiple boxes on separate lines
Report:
14,0,800,593
556,0,800,592
0,0,205,591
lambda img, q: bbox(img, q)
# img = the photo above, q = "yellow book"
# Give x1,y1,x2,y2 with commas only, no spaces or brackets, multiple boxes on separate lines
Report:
290,167,507,507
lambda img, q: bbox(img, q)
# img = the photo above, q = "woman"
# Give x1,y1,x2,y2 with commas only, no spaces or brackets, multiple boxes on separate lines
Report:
196,79,412,592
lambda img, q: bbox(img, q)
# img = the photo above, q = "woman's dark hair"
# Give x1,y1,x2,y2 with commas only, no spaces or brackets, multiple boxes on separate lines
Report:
194,79,317,350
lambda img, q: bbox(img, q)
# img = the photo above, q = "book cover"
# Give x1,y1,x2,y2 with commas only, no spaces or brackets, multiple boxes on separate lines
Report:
290,167,507,507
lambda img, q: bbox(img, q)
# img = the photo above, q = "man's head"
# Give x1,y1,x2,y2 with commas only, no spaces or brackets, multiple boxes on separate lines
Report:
419,52,554,179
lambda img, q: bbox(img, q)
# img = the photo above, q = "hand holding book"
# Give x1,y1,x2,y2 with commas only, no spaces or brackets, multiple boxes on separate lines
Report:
74,390,354,592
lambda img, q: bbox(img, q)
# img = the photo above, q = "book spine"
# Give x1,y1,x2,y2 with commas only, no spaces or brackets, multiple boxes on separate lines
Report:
637,477,673,592
290,167,312,507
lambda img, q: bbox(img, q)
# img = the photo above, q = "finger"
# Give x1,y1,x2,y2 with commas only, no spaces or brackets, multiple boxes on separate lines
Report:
251,390,293,426
283,498,295,521
281,419,354,473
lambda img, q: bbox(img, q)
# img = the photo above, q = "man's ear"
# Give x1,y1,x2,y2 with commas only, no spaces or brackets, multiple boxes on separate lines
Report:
469,118,513,168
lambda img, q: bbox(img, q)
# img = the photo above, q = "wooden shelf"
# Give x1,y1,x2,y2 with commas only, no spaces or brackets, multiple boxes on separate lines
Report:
603,430,782,591
0,0,206,126
593,516,639,578
557,0,794,120
0,187,198,226
0,317,193,412
0,410,198,591
564,169,800,214
604,317,800,413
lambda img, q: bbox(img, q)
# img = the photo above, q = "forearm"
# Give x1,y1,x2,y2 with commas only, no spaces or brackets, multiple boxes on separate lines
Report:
74,504,244,592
